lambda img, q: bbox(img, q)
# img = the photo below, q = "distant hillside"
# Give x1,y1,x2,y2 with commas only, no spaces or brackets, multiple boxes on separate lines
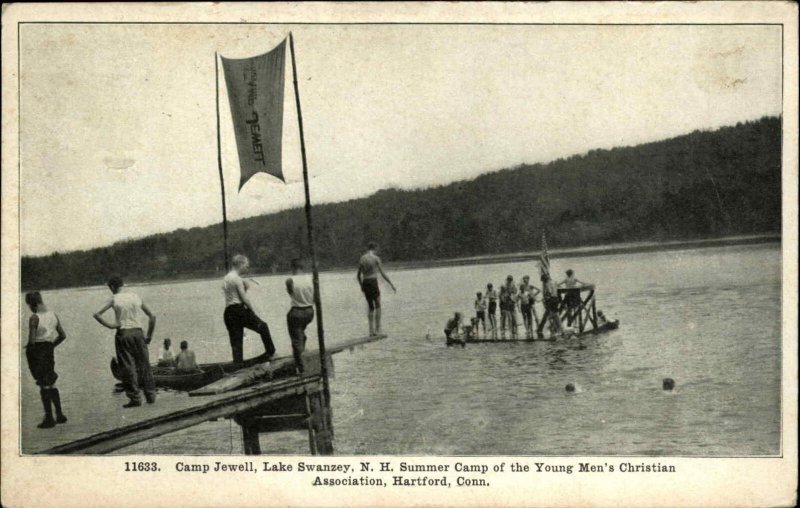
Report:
22,116,781,290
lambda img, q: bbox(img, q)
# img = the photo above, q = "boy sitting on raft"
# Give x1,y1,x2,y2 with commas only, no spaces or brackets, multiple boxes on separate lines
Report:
444,312,463,341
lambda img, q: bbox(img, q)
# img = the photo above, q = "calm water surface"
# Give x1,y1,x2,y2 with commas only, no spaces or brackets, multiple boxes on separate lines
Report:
20,244,781,455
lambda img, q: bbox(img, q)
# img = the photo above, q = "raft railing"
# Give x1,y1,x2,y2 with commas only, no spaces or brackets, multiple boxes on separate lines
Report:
536,285,597,336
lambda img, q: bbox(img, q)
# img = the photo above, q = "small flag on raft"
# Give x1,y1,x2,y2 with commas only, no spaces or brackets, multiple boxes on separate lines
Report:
220,38,287,190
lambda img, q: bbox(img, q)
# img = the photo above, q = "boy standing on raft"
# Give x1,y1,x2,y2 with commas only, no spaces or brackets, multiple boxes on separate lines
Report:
222,254,276,364
357,242,396,336
486,283,498,338
474,292,487,337
93,276,157,408
25,292,68,428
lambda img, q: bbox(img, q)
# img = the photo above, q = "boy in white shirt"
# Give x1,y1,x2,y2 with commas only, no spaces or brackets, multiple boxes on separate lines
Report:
158,338,174,367
93,276,157,408
285,258,315,374
222,254,276,363
25,291,68,428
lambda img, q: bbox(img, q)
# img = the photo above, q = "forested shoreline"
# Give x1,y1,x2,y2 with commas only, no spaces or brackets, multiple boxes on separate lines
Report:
22,116,781,290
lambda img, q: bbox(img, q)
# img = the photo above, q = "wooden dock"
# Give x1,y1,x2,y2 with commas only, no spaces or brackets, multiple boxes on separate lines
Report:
37,335,386,456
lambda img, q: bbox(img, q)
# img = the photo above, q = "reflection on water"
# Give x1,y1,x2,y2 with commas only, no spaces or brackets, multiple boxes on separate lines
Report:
20,244,781,455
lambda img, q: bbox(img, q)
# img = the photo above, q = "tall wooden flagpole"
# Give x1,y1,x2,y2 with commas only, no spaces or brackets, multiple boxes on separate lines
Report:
288,33,333,442
215,52,231,272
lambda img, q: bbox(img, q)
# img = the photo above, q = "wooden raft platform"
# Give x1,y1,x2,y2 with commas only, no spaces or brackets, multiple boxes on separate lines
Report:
450,320,620,345
37,335,387,456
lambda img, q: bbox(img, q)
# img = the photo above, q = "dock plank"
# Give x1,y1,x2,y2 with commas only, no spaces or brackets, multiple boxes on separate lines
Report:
41,377,322,455
190,334,386,396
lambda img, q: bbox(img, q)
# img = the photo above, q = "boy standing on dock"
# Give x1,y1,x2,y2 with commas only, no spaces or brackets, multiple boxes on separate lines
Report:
286,258,315,374
25,292,68,428
357,242,396,336
222,254,276,364
93,276,157,408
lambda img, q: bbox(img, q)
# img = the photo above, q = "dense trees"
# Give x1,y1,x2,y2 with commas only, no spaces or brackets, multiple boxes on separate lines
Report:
22,116,781,290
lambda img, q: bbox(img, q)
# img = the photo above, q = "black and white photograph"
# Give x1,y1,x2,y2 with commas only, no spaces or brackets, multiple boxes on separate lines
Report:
2,2,797,507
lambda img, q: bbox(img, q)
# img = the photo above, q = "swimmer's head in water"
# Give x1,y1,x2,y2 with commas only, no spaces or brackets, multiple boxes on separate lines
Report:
662,378,675,391
565,383,576,392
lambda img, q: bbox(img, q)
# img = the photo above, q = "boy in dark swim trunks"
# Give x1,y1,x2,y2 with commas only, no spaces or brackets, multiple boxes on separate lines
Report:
357,242,396,336
486,283,498,339
499,285,512,339
558,269,587,325
519,283,534,338
474,292,487,336
541,273,563,335
519,275,541,339
444,312,463,341
503,275,519,338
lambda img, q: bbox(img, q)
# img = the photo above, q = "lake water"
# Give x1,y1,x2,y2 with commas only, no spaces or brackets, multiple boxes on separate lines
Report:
20,243,781,455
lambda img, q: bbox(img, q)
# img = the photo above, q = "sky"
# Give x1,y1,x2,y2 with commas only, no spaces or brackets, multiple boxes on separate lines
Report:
19,24,782,256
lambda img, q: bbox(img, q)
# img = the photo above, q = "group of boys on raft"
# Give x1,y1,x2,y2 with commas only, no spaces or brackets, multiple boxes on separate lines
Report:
444,268,610,343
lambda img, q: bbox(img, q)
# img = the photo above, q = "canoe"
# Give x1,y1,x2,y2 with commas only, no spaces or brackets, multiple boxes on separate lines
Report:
154,365,224,391
450,320,620,344
110,352,271,392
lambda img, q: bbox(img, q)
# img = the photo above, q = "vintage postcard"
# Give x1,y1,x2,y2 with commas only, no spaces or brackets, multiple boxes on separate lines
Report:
1,2,797,507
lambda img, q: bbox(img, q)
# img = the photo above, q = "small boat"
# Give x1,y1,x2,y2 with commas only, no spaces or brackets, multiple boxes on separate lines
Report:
110,352,272,392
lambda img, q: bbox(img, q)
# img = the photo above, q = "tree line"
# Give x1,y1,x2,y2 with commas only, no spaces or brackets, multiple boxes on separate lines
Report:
22,116,781,290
